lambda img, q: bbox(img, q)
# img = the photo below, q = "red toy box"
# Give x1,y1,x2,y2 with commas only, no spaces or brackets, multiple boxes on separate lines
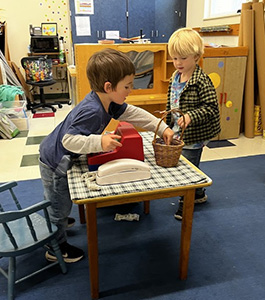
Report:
87,122,144,171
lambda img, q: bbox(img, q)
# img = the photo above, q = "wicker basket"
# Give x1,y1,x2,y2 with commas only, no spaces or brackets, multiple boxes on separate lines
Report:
152,109,185,168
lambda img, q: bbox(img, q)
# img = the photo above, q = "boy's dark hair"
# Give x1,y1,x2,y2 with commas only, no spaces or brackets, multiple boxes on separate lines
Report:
86,48,135,93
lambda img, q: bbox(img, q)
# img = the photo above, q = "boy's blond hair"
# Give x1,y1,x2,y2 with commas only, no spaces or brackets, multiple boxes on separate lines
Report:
168,28,204,61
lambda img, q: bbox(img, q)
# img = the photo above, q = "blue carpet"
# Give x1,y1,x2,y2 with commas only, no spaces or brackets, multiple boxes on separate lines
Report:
1,155,265,300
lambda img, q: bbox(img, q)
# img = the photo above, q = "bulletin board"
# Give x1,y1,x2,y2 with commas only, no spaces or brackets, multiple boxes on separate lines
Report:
69,0,93,45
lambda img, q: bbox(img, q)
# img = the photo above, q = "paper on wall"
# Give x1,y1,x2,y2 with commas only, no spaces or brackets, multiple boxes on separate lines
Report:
75,16,91,36
105,31,120,40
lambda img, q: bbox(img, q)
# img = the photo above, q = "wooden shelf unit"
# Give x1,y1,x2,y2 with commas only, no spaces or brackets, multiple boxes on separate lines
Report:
74,43,175,115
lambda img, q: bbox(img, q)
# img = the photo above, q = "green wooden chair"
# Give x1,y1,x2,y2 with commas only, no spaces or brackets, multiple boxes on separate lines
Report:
0,181,67,300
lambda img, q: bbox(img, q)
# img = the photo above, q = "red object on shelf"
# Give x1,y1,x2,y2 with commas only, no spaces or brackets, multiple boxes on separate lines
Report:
87,122,144,171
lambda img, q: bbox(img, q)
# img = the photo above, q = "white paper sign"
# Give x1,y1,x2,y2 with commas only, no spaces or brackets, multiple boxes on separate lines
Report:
105,31,120,40
75,16,91,36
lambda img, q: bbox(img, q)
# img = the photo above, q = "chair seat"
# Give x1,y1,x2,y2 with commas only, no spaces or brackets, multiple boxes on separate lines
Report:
27,79,57,88
0,213,57,256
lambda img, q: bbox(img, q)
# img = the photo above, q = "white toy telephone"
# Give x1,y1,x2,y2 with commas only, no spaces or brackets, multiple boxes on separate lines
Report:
96,158,151,185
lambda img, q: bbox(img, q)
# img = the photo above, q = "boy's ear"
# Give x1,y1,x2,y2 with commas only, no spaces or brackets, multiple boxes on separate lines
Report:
104,81,112,93
194,54,200,62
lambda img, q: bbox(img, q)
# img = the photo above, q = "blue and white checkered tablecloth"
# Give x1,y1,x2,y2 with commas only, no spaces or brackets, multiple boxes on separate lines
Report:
68,132,210,201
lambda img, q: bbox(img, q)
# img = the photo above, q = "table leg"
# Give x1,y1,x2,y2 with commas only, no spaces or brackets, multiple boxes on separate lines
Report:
179,189,195,280
78,204,86,224
85,203,99,299
143,201,150,214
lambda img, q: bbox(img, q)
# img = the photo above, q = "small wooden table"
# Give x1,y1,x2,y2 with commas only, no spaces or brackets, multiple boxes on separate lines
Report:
67,132,212,299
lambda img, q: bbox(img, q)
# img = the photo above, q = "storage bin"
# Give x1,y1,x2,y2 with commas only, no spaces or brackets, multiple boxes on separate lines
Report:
0,100,30,131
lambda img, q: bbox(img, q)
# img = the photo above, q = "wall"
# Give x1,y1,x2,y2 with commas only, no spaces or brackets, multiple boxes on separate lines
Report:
0,0,72,67
0,0,242,68
186,0,241,46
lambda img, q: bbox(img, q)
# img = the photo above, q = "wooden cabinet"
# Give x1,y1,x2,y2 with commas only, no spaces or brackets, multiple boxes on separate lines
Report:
202,47,248,140
74,45,248,140
74,43,176,117
163,50,175,82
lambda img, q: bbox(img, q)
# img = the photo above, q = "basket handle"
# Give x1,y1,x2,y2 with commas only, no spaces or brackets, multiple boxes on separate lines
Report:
153,108,186,143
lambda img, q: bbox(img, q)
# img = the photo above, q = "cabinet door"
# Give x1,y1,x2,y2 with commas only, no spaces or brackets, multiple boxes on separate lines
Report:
203,56,246,140
69,0,186,44
69,0,97,43
154,0,187,43
221,57,246,139
69,0,126,44
94,0,127,40
128,0,155,39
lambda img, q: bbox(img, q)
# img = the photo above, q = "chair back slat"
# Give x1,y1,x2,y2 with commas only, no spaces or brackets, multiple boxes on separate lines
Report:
10,188,22,210
2,222,18,249
25,215,38,242
43,207,53,233
0,181,20,212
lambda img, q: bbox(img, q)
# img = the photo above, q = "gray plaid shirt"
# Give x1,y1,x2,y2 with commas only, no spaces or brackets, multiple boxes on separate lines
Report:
166,64,221,145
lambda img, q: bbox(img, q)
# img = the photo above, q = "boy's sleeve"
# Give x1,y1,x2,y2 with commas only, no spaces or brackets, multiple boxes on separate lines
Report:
118,104,168,137
62,133,103,154
188,79,220,126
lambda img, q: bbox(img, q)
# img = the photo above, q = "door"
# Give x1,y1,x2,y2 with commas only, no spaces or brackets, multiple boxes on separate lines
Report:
154,0,187,43
203,56,246,140
69,0,126,44
95,0,127,40
221,57,246,139
128,0,155,39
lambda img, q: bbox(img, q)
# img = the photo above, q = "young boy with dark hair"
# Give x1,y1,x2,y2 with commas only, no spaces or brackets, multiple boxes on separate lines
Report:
39,48,174,263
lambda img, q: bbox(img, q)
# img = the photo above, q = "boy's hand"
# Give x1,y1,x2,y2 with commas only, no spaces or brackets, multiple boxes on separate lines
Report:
101,134,122,152
162,127,174,145
177,113,191,129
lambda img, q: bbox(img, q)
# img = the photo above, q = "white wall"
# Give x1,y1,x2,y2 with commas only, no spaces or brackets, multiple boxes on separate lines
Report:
186,0,242,46
0,0,72,67
0,0,243,68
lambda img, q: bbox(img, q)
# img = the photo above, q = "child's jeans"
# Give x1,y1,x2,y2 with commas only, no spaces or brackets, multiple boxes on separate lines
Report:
39,158,72,244
181,147,204,196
